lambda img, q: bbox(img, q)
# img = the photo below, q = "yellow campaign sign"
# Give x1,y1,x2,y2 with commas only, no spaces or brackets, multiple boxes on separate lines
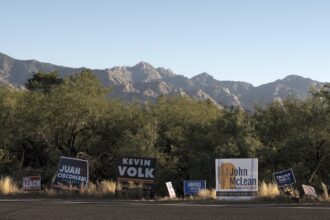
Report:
219,162,236,189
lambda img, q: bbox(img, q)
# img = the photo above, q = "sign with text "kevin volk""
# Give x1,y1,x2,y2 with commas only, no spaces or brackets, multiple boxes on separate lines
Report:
117,157,156,184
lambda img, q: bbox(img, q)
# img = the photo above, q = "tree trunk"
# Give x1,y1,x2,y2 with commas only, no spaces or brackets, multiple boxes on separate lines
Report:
308,154,327,184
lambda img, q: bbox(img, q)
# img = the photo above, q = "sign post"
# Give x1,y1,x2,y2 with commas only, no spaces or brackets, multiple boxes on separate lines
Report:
53,156,89,189
166,181,176,198
273,169,296,187
183,180,206,196
273,169,296,197
116,157,156,184
215,158,258,200
117,156,157,198
22,176,41,191
302,184,317,197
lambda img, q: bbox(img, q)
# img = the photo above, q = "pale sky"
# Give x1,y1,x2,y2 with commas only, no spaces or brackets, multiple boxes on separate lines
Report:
0,0,329,86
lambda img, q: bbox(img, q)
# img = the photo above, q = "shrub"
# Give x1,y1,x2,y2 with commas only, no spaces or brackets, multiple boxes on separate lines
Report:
0,177,19,195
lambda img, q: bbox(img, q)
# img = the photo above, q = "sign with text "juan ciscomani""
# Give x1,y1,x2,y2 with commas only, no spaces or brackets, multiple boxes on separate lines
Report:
117,157,156,184
53,156,89,189
273,169,296,187
216,158,258,200
22,176,41,191
183,180,206,196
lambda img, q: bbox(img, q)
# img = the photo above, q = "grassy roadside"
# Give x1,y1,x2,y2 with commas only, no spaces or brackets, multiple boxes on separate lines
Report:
0,177,329,203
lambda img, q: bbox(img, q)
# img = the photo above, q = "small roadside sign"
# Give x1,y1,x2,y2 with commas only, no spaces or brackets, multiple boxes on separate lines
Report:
183,180,206,196
22,176,41,191
273,169,296,187
302,184,317,197
166,181,176,198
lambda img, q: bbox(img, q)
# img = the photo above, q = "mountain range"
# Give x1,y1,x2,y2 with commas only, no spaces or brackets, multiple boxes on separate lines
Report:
0,52,324,110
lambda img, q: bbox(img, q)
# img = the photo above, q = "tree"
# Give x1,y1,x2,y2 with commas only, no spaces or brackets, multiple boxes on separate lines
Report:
213,107,260,159
254,89,330,186
25,71,63,93
14,70,111,182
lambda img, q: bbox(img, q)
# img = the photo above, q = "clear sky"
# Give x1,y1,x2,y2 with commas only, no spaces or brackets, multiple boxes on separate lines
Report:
0,0,329,86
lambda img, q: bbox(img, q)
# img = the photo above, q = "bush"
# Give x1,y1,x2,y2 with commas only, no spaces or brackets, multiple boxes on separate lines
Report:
0,177,19,195
258,181,280,198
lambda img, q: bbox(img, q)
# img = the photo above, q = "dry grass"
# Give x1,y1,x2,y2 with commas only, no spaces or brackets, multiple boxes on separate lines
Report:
99,180,117,194
321,182,329,200
197,189,216,200
79,180,117,197
44,187,57,197
79,182,98,196
258,181,280,198
0,177,20,195
118,181,144,199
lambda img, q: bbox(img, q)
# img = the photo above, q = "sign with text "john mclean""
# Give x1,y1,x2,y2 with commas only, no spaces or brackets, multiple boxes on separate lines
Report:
216,158,258,200
53,156,89,189
117,157,156,184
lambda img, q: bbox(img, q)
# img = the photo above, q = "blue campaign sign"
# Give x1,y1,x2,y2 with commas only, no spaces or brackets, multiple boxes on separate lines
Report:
53,156,89,189
273,169,296,187
183,180,206,196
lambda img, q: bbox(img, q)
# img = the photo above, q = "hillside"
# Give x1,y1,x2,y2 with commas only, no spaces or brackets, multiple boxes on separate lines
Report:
0,52,324,110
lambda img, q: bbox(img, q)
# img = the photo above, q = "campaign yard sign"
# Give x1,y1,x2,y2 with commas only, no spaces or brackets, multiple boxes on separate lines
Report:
273,169,296,187
302,184,317,197
117,157,156,184
166,181,176,198
183,180,206,196
22,176,41,191
53,156,89,189
215,158,258,200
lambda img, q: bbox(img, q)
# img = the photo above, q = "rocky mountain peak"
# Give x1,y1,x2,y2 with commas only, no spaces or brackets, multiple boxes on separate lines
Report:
126,61,162,82
0,52,326,111
192,72,214,80
134,61,154,69
191,72,218,86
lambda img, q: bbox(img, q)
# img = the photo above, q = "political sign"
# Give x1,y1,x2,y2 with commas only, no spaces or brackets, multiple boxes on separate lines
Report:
273,169,296,187
53,156,89,189
302,184,317,197
22,176,41,191
183,180,206,196
166,181,176,198
215,158,258,200
117,157,156,184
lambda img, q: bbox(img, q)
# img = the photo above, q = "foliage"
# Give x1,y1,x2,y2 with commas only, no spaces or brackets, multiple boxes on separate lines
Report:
25,71,63,93
0,71,329,196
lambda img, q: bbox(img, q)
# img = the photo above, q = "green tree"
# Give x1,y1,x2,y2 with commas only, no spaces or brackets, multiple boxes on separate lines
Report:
254,89,330,186
12,70,110,182
25,71,63,93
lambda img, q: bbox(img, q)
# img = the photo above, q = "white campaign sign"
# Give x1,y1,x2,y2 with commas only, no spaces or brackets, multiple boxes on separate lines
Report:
302,184,317,197
22,176,41,191
215,158,258,200
166,181,176,198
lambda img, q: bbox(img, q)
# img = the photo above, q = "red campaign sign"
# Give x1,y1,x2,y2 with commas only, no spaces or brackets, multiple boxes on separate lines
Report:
22,176,41,191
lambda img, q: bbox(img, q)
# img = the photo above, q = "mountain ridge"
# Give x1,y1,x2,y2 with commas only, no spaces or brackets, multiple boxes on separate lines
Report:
0,52,324,110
